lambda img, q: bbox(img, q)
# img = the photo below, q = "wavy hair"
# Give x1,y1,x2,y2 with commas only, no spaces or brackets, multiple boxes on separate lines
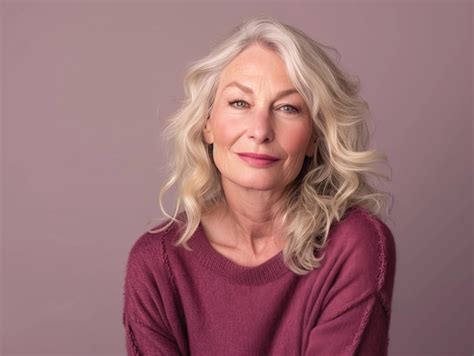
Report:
147,15,394,275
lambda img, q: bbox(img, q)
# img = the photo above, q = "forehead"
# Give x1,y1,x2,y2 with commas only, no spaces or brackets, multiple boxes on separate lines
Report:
218,44,294,89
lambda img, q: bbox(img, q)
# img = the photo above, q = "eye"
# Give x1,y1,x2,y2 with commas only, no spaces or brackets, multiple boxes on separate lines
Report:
227,100,300,114
280,105,300,114
228,99,249,109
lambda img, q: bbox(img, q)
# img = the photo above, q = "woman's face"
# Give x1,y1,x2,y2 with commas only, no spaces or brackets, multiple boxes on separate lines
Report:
203,43,315,193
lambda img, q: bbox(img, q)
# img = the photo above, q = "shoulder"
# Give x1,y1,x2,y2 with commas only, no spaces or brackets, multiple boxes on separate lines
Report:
125,219,178,275
328,206,396,269
324,206,397,298
123,220,183,332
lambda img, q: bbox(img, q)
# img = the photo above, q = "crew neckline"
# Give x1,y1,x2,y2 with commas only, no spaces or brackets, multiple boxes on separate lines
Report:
187,220,291,285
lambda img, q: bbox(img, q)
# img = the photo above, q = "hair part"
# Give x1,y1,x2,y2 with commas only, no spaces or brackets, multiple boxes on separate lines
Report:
148,15,394,275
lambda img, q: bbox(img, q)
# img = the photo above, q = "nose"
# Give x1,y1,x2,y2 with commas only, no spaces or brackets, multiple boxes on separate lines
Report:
246,108,275,143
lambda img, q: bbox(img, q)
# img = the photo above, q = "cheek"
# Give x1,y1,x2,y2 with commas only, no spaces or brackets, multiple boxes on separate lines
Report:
211,112,242,145
281,126,312,155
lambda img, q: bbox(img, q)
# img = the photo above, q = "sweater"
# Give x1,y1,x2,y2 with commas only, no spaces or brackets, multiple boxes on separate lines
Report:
122,206,396,356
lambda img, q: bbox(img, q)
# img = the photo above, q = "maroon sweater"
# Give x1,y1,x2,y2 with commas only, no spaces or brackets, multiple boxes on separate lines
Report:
122,206,396,355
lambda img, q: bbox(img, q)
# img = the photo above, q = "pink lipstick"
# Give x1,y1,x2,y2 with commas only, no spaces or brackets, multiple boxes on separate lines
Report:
237,152,280,168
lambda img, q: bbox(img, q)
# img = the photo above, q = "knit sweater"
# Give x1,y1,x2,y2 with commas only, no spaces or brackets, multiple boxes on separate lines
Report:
122,206,396,356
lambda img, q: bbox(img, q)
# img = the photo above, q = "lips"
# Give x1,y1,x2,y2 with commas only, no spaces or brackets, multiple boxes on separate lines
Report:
237,152,280,168
236,152,280,161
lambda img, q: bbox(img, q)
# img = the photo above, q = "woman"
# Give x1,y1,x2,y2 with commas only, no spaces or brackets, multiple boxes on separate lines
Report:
123,15,396,356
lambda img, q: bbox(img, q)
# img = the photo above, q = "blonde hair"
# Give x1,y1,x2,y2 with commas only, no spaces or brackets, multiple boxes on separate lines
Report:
148,15,394,275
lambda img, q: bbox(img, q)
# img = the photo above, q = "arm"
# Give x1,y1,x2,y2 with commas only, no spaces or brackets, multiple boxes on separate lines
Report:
123,312,181,356
304,290,390,356
122,233,183,356
305,210,396,356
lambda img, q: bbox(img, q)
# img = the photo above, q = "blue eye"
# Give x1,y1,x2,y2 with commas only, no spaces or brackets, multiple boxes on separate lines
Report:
280,105,299,113
228,100,248,109
227,99,300,114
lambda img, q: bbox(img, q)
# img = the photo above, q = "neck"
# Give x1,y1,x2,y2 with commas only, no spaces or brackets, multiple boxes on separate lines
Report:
206,179,286,257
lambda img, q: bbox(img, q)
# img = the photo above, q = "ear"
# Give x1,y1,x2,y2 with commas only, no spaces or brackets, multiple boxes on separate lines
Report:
202,115,214,144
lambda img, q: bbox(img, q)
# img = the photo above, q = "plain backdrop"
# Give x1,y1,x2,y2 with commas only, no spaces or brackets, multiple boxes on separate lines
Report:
1,1,472,355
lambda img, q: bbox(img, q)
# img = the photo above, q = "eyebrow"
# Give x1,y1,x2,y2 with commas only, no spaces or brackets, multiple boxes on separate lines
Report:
222,81,299,100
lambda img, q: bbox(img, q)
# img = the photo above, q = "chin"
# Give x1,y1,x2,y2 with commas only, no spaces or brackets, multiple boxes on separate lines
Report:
227,175,282,191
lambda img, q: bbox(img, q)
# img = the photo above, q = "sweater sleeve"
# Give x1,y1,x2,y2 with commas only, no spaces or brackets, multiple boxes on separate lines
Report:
304,290,390,356
123,313,181,356
304,210,396,356
122,232,182,356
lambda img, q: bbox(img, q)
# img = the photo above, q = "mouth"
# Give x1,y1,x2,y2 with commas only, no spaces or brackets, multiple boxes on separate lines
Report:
236,153,280,168
236,152,280,160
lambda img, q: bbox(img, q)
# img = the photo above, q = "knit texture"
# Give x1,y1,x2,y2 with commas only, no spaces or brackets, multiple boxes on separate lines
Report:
122,206,396,355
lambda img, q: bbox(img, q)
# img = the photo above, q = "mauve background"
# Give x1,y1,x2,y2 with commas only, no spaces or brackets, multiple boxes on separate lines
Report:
0,1,472,355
